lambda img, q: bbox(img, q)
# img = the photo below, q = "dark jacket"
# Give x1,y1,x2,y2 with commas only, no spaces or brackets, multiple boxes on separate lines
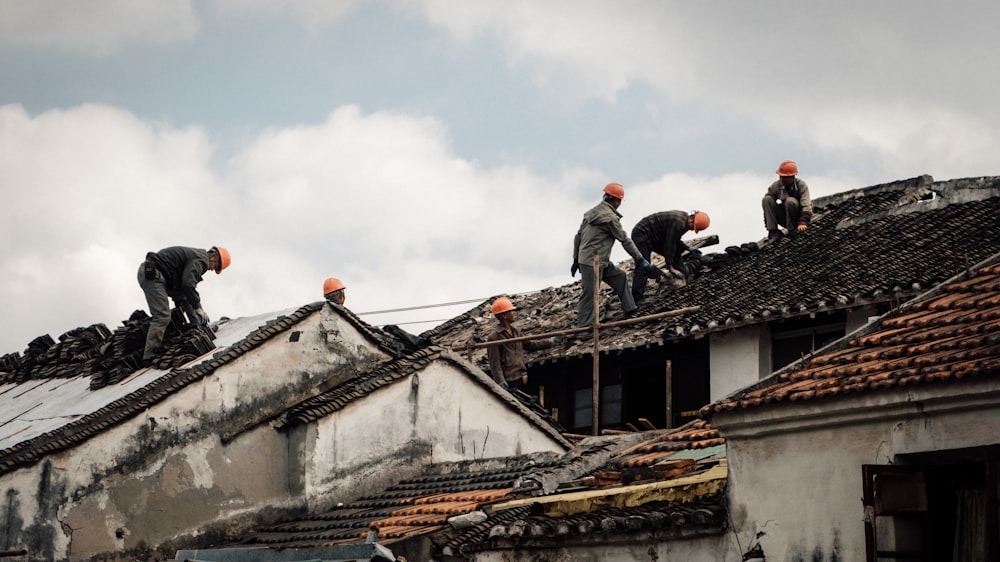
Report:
145,246,210,308
632,211,689,270
486,325,550,385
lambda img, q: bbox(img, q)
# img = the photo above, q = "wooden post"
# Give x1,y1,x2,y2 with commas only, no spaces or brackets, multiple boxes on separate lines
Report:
592,253,601,435
665,359,673,429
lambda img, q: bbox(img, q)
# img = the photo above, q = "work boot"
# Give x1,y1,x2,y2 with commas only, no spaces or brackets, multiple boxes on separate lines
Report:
767,229,783,242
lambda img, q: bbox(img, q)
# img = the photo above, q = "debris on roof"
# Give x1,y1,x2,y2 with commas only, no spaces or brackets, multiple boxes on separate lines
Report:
426,176,1000,371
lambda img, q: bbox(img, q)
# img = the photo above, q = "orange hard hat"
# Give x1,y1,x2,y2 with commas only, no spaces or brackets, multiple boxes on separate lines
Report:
491,296,515,315
323,277,345,295
603,182,625,200
692,211,710,233
210,246,231,273
776,160,799,176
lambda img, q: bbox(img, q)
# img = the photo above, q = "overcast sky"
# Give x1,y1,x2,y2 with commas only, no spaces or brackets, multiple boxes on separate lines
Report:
2,0,998,355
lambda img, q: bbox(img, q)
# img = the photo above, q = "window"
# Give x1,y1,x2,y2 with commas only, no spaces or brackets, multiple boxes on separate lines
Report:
862,446,999,561
771,313,846,371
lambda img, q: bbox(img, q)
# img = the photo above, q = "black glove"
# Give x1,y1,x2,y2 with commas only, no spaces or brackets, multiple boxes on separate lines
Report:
571,262,579,277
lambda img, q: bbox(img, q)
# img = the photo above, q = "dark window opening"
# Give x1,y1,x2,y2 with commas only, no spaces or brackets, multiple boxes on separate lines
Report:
530,339,709,433
771,311,846,371
862,445,999,561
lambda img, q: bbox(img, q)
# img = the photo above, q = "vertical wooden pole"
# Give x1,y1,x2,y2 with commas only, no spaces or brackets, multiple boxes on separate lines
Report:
592,253,601,436
665,359,673,430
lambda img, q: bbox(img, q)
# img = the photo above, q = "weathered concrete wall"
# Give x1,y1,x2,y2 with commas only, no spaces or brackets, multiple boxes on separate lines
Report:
303,360,568,511
709,326,770,402
0,306,391,562
715,377,1000,562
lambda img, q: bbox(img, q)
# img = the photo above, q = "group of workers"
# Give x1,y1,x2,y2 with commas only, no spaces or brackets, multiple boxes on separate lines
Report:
136,160,811,388
489,159,812,388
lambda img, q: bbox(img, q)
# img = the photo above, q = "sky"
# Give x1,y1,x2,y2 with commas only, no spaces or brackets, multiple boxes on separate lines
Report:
2,0,999,355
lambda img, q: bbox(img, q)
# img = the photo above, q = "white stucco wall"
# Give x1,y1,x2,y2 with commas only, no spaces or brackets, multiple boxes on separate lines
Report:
709,326,770,402
0,306,391,562
714,377,1000,562
303,359,568,510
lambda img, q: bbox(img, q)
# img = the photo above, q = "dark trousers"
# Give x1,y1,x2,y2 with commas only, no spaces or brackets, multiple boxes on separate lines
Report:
762,195,801,231
577,263,637,327
631,231,654,301
137,263,171,361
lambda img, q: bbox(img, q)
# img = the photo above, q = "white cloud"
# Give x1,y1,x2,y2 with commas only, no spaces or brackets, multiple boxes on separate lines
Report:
209,0,359,32
0,102,595,354
414,0,1000,179
0,0,199,53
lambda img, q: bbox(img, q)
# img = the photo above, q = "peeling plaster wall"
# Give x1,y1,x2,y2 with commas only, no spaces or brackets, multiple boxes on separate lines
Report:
709,326,769,402
304,361,567,510
0,308,391,562
716,379,1000,562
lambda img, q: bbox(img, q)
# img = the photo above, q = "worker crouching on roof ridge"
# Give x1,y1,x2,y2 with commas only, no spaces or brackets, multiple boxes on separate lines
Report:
486,296,551,391
323,277,346,305
763,160,812,242
138,245,230,366
572,182,652,327
630,210,710,302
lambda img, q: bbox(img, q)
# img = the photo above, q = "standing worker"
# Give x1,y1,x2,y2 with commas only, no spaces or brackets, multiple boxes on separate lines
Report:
323,277,346,305
630,210,710,302
571,182,651,327
138,245,230,366
762,160,812,242
486,296,550,391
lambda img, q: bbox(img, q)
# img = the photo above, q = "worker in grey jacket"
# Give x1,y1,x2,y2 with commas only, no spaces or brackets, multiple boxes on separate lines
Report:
571,183,651,327
763,160,812,242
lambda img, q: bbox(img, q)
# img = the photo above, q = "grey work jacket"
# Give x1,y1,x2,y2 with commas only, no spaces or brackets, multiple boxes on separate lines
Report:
766,178,813,225
573,201,643,268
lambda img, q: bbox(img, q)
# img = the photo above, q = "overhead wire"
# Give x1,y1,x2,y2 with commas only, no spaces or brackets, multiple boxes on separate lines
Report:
354,289,545,327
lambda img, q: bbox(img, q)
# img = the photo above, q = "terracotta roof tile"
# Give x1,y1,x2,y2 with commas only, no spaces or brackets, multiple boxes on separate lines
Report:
706,254,1000,414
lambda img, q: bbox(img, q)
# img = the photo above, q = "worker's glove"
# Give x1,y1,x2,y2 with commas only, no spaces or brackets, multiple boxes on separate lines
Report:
669,268,687,281
637,258,652,273
570,262,579,277
193,308,210,326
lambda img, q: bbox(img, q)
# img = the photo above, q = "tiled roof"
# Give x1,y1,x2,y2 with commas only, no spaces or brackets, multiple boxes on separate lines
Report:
704,252,1000,414
425,176,1000,368
272,345,569,444
223,420,725,557
0,302,406,477
456,420,726,553
228,455,564,549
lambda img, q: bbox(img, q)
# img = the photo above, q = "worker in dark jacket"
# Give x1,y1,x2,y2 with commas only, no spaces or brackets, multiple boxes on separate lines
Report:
572,182,651,327
630,210,710,302
486,296,550,391
138,245,231,365
763,160,812,241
